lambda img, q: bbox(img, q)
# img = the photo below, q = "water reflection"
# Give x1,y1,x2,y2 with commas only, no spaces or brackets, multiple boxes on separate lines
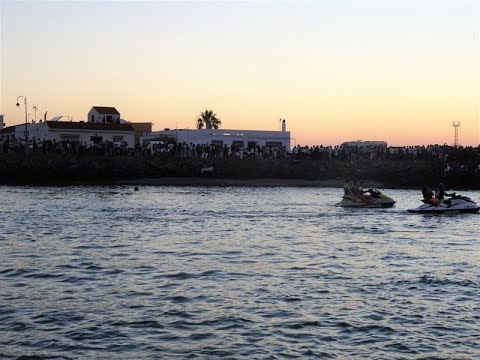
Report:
0,186,479,359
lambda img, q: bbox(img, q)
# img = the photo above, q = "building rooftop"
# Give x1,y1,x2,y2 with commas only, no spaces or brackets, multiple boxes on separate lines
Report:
0,125,16,134
91,106,120,115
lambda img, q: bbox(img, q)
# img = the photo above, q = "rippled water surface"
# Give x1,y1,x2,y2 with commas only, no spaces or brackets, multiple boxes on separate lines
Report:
1,186,479,359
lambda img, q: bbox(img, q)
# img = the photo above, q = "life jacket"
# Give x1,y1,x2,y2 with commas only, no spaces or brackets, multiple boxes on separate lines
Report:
423,196,439,205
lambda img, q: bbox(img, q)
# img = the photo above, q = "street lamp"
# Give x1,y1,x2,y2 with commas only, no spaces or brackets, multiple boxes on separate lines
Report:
33,105,37,122
16,96,28,141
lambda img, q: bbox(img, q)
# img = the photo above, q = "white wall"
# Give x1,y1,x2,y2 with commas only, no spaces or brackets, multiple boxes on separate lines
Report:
5,122,46,140
47,129,134,147
142,128,291,149
2,122,134,147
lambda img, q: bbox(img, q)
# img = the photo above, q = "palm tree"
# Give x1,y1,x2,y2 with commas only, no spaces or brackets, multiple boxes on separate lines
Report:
196,110,222,129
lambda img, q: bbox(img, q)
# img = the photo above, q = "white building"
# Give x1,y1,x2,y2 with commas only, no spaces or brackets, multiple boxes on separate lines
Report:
1,106,136,147
88,106,121,124
0,120,135,147
142,120,291,150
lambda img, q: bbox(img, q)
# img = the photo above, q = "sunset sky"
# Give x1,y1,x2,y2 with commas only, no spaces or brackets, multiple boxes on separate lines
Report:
1,0,479,146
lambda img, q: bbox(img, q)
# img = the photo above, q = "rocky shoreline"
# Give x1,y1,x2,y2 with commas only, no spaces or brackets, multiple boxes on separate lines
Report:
1,153,478,189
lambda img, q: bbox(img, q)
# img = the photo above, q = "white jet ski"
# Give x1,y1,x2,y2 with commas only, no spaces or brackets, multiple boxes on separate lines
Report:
407,195,480,214
339,188,396,208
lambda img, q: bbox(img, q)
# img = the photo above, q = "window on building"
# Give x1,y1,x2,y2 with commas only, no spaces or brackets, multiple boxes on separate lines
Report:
211,140,223,146
106,115,113,123
266,141,282,148
91,115,94,122
232,141,244,148
248,141,257,149
113,136,124,143
61,134,80,141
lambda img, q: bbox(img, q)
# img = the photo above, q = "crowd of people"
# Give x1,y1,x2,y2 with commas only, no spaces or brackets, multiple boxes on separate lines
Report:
0,138,133,156
139,142,480,171
145,141,288,160
1,137,480,175
291,143,480,163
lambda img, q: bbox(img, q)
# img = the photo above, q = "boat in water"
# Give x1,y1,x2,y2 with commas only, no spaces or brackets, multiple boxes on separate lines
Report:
407,195,480,214
338,188,396,208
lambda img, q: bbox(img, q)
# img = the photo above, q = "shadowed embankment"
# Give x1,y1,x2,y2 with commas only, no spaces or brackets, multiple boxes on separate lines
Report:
0,154,478,189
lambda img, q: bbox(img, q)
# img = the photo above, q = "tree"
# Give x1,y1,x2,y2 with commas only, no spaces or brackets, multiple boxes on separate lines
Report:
196,110,221,129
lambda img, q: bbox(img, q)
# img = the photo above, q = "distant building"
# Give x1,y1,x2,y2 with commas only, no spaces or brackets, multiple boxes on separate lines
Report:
88,106,121,124
87,107,152,144
341,140,387,148
141,120,291,150
130,122,153,144
0,106,156,147
0,121,135,147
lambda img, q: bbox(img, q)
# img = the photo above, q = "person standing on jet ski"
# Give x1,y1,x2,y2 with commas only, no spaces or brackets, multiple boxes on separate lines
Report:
435,183,455,206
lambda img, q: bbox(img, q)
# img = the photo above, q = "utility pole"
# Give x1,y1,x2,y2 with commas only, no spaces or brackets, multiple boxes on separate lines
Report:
16,96,28,141
452,121,461,147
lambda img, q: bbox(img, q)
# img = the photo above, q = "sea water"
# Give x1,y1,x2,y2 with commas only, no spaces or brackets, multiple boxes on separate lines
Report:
0,186,479,359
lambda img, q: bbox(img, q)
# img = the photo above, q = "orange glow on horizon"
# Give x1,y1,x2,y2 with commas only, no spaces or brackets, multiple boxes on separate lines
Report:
1,1,478,147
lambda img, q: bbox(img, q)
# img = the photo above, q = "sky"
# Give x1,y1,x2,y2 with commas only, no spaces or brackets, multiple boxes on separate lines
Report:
1,0,479,146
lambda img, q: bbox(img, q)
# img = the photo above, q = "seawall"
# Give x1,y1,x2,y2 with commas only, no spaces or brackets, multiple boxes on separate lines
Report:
0,154,478,189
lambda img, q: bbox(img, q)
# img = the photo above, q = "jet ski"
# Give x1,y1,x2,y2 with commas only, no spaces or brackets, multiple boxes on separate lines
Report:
407,194,480,214
339,188,396,208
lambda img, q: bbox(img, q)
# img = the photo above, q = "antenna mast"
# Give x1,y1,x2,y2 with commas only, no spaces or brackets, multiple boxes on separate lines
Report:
452,121,461,147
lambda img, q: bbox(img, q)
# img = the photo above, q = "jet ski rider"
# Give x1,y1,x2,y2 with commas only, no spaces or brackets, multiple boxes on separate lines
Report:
344,180,367,195
344,180,354,196
435,183,455,206
344,180,376,201
422,186,439,206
